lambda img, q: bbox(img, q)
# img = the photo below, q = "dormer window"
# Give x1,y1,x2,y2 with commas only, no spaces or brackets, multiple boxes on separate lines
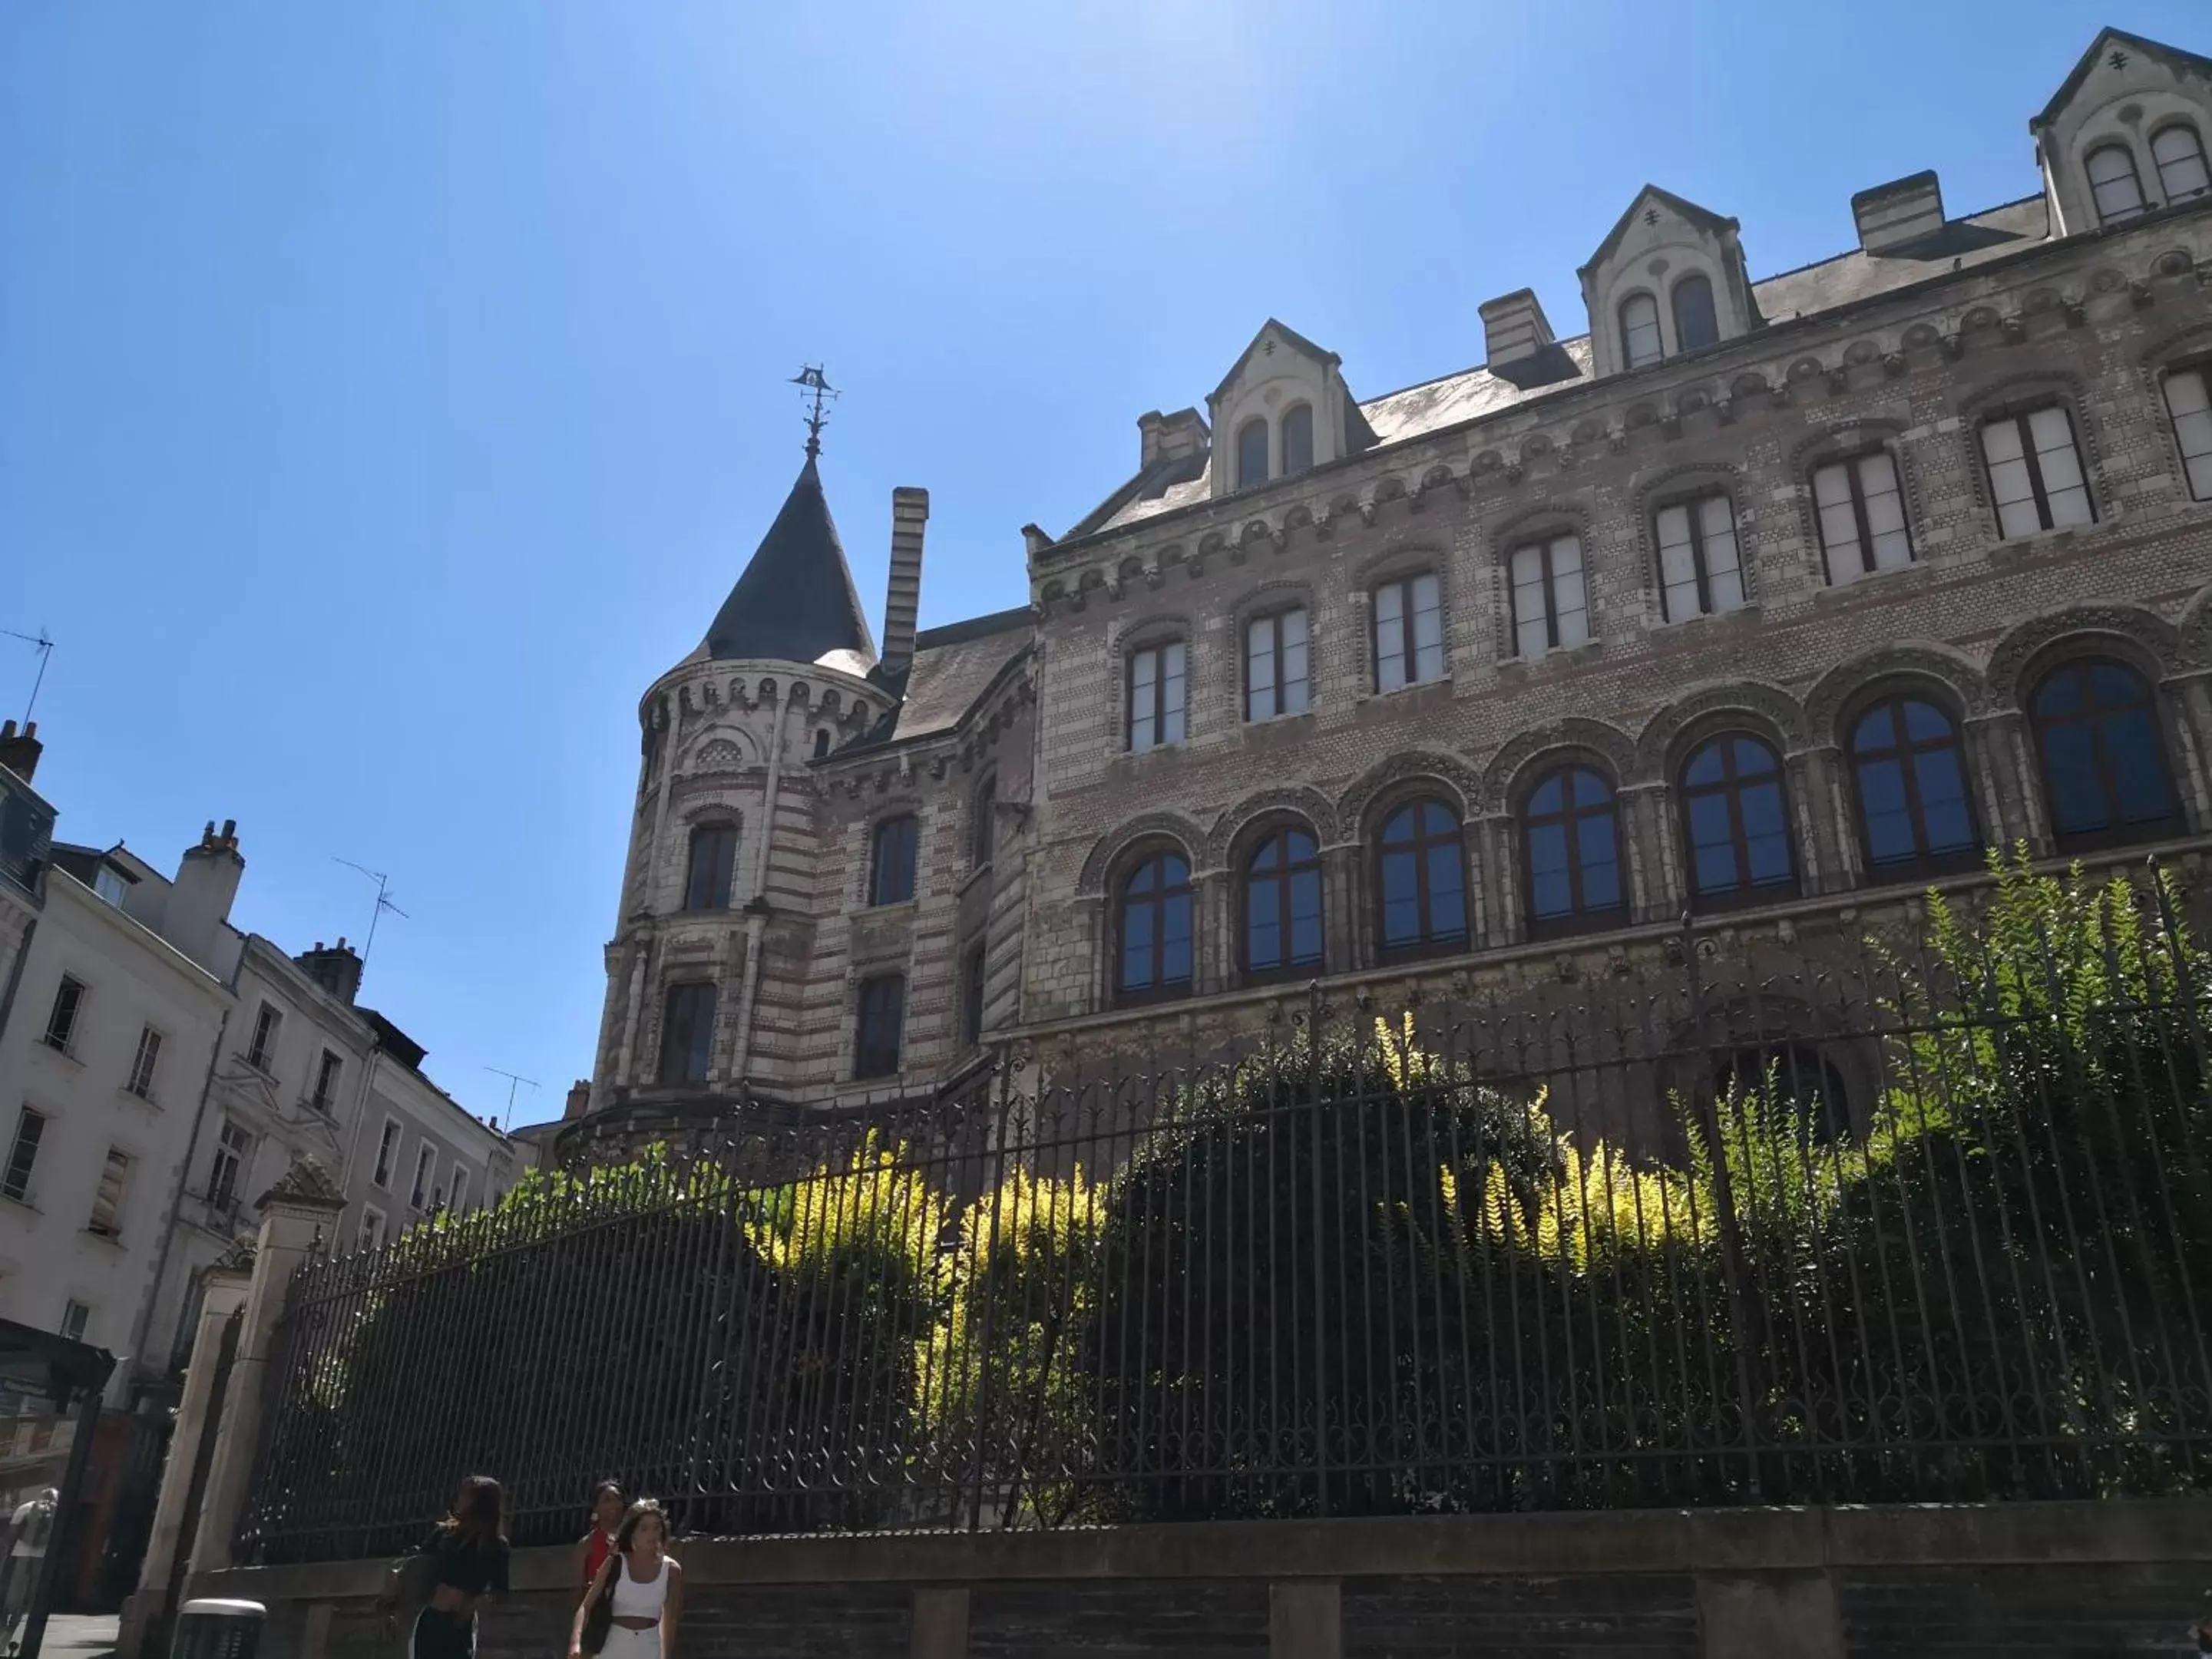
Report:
2087,142,2148,223
1671,275,1718,352
1281,404,1314,476
2154,124,2212,203
1619,293,1663,370
1236,419,1269,490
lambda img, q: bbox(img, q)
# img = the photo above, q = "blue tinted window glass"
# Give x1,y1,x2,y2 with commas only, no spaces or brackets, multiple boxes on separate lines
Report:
1732,737,1777,775
1288,868,1324,965
1901,699,1951,742
2042,723,2105,833
1853,705,1896,749
1686,744,1726,786
1123,907,1155,989
1913,749,1976,854
1572,769,1612,808
1162,892,1193,983
1689,795,1738,892
2107,709,2176,825
1741,782,1791,884
1426,844,1467,937
1577,815,1622,909
1529,776,1564,815
1380,849,1422,946
1382,808,1417,846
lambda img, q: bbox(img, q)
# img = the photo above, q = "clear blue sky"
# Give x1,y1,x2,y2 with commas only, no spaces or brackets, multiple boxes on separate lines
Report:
1,2,2199,1127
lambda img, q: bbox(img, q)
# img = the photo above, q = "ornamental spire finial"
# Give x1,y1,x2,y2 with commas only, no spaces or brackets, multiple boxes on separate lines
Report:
790,365,837,459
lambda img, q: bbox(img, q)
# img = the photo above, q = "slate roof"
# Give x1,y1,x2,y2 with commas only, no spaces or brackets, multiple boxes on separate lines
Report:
851,608,1032,750
700,455,878,666
1080,195,2051,538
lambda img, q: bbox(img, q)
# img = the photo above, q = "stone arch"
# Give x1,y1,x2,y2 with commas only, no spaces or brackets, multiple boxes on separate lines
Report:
2137,316,2212,369
1802,645,1992,746
1337,749,1484,834
1635,682,1808,779
1205,786,1340,865
681,732,758,775
1077,811,1209,896
1984,604,2181,706
2175,581,2212,669
1476,719,1640,815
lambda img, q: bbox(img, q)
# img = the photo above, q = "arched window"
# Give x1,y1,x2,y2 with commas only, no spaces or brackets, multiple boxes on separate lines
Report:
854,973,905,1078
1117,851,1193,1001
1236,418,1270,491
1848,696,1979,877
2029,659,2180,851
1523,768,1624,937
1671,273,1719,352
1244,826,1323,977
971,774,997,870
2087,142,2148,223
657,982,716,1085
682,821,739,911
868,814,919,906
1376,798,1468,957
1717,1044,1849,1143
1618,292,1663,370
1280,403,1315,477
2154,123,2212,204
1680,735,1796,907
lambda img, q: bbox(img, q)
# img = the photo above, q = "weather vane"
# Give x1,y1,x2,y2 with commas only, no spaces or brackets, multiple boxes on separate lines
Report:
792,365,837,458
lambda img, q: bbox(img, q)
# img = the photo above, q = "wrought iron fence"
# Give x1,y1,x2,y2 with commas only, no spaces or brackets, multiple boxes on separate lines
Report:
238,862,2212,1562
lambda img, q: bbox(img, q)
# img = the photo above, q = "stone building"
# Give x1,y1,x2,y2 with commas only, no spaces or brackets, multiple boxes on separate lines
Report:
567,26,2212,1164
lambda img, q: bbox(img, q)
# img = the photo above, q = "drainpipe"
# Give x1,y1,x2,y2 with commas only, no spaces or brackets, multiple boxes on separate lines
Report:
129,1002,230,1393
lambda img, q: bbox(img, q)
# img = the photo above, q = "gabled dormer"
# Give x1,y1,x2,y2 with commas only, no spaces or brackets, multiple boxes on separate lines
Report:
1579,185,1759,382
2031,28,2212,238
1206,319,1376,500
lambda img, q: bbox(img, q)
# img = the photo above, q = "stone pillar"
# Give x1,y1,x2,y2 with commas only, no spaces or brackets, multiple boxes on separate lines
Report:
187,1161,349,1578
116,1264,253,1659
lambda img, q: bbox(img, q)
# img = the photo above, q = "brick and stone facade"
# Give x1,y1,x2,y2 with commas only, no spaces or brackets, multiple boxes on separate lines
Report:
567,26,2212,1166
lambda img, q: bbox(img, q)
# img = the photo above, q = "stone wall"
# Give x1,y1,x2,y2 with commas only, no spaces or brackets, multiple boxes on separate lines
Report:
193,1499,2212,1659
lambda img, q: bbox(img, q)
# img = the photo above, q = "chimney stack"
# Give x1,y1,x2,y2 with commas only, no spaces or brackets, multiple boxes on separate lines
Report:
1852,170,1945,253
1479,289,1556,370
1138,408,1209,470
879,487,929,681
296,936,365,1006
563,1079,592,1122
166,819,245,970
0,720,41,785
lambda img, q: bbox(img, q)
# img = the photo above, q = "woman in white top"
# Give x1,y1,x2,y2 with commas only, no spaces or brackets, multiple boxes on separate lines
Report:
570,1499,683,1659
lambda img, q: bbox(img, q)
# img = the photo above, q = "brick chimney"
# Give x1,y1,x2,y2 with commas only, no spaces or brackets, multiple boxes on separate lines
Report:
0,720,41,784
563,1079,592,1122
296,937,364,1006
1853,170,1945,253
878,487,929,681
1479,289,1556,370
1138,408,1209,469
167,819,244,970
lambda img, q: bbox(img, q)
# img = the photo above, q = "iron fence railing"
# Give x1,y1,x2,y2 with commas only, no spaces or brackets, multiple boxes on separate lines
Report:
239,864,2212,1562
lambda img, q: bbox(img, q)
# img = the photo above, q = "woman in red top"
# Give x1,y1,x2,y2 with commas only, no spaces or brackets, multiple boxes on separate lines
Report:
572,1481,625,1605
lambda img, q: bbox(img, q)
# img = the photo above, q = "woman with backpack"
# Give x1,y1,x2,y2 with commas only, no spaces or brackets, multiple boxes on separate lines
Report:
391,1476,510,1659
570,1499,683,1659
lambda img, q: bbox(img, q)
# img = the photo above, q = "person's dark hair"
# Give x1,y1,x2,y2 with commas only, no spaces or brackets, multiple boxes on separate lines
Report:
613,1498,667,1553
592,1479,623,1504
442,1474,506,1542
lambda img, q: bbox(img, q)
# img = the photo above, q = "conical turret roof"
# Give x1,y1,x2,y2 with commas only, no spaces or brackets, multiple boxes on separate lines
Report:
699,454,877,668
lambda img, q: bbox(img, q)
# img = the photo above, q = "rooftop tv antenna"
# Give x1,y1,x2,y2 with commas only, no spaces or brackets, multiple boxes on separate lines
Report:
481,1066,540,1129
792,365,837,458
332,857,410,971
0,627,54,725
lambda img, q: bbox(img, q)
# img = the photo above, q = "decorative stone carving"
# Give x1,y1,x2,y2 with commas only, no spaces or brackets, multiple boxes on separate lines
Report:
1983,605,2181,705
1336,750,1487,831
1634,682,1810,778
1076,811,1210,894
1203,787,1342,864
1801,646,1995,741
1475,719,1641,815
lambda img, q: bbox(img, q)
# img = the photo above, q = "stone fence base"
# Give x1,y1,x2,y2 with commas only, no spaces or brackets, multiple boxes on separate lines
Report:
195,1499,2212,1658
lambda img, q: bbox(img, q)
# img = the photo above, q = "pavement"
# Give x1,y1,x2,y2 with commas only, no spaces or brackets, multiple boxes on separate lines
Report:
21,1614,117,1659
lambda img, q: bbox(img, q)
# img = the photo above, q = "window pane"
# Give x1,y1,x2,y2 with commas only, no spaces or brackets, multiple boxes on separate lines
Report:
1656,504,1701,619
1511,544,1548,657
1248,895,1282,971
1551,537,1589,647
2042,720,2106,834
2163,368,2212,501
1162,891,1193,983
1281,610,1310,713
1672,274,1718,352
1288,868,1323,965
1528,823,1572,920
1739,780,1792,885
2088,144,2146,222
1425,843,1467,939
1621,292,1662,368
1380,848,1422,946
1858,756,1916,865
2028,406,2093,528
1410,573,1443,680
1123,901,1155,988
1688,795,1740,892
1698,496,1745,612
2105,707,2177,827
1982,418,2042,537
1237,418,1269,490
2154,124,2212,201
1913,749,1976,855
1161,642,1187,744
1529,775,1563,815
1281,403,1315,475
1246,617,1276,721
1130,648,1157,750
1857,453,1913,570
1374,581,1406,690
1577,814,1622,909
